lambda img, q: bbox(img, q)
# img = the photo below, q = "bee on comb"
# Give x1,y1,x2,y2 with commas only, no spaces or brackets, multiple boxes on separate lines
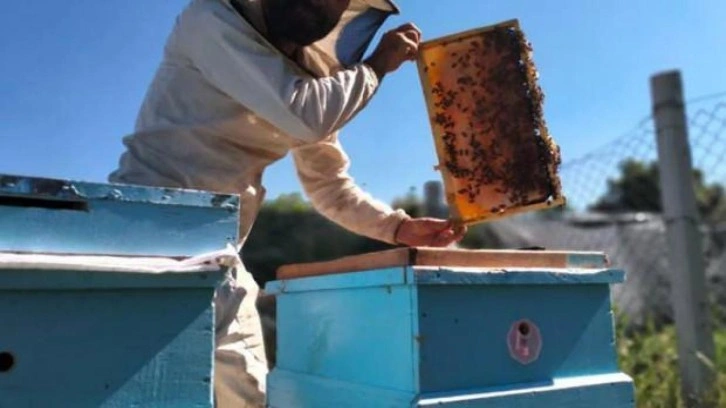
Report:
417,19,565,226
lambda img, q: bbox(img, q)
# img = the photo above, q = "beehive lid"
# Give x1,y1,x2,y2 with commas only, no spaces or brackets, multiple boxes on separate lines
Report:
267,248,624,294
276,247,610,280
416,20,565,226
0,174,240,257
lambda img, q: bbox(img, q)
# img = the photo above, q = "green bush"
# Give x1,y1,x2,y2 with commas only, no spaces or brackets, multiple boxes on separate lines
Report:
616,315,726,407
244,195,394,286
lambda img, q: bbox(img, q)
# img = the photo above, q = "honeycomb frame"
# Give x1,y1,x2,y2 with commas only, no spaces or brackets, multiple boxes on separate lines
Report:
416,19,566,226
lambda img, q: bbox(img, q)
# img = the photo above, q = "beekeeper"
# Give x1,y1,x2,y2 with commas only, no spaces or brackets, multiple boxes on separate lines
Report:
109,0,465,406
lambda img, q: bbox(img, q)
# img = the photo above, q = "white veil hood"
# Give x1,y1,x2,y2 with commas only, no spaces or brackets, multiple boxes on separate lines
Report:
298,0,400,75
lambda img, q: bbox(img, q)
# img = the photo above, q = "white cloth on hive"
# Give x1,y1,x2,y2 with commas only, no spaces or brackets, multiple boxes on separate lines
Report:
0,245,241,274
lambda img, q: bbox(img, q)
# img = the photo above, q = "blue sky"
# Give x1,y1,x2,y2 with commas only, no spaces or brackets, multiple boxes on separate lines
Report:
1,0,725,204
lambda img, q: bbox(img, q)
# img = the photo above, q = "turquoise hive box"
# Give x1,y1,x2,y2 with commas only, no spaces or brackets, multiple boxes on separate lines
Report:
0,174,240,407
265,247,635,407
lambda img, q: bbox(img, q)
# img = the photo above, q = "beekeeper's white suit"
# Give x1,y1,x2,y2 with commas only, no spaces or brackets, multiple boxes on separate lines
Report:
109,0,406,406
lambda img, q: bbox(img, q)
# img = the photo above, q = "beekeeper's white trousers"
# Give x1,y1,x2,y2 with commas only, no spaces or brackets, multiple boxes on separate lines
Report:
213,267,268,408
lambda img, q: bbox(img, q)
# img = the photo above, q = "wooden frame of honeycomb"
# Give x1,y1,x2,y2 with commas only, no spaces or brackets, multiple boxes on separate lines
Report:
416,19,566,226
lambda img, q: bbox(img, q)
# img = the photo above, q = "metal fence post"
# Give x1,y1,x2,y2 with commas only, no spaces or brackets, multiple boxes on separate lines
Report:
650,70,716,405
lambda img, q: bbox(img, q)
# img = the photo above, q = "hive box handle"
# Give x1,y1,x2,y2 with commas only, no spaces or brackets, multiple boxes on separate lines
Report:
0,194,89,212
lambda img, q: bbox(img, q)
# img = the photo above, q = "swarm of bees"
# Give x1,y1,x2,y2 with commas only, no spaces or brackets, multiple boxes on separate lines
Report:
417,20,565,225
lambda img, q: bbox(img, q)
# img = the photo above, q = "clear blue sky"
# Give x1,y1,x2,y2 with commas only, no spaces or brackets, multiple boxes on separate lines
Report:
1,0,724,204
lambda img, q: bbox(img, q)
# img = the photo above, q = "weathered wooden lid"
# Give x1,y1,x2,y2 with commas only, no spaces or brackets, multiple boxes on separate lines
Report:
276,247,609,280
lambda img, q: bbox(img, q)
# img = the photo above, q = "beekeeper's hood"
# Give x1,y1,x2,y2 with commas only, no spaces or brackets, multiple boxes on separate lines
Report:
232,0,400,77
302,0,400,74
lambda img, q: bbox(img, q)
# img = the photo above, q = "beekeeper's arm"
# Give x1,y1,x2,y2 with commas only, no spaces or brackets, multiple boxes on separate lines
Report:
291,134,410,244
176,1,421,144
292,135,467,247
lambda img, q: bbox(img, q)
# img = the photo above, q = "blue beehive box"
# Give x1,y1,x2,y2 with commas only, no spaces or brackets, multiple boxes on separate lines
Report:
266,247,635,407
0,174,239,407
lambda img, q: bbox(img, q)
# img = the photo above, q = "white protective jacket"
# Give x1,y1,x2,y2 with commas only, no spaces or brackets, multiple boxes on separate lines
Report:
109,0,409,246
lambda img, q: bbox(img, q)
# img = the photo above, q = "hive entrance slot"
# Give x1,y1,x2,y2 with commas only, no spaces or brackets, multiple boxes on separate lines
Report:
0,195,89,212
0,352,15,373
518,321,531,336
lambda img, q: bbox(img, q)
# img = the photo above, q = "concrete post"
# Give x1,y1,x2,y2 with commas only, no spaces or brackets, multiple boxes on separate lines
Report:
424,181,447,218
650,70,715,405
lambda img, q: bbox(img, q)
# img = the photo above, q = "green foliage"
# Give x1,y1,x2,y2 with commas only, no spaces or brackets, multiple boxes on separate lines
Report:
616,312,726,407
592,159,726,222
244,194,394,286
593,160,662,213
391,187,423,218
245,186,433,286
457,223,520,249
262,192,311,213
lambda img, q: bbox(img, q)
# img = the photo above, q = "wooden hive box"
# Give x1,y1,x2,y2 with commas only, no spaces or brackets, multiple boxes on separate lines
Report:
0,174,239,407
266,248,635,407
417,20,566,225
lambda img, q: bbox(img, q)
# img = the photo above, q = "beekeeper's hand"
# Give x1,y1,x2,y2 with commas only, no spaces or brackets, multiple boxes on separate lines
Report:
364,23,422,80
394,218,467,248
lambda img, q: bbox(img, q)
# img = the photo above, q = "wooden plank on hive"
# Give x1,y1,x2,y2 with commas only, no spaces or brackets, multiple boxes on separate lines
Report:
276,247,607,279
